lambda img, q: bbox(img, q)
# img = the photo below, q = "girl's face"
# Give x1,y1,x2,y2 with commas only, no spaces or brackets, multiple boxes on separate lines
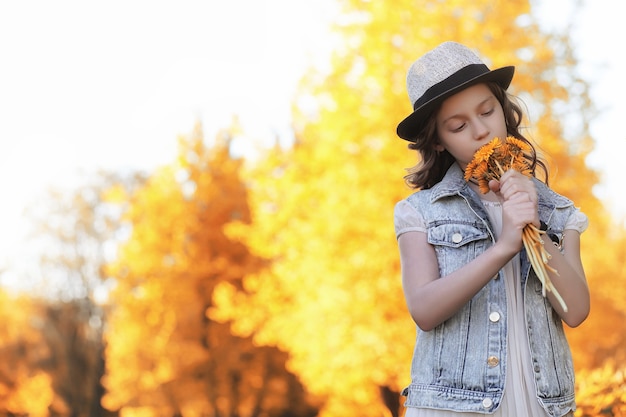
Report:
434,83,507,170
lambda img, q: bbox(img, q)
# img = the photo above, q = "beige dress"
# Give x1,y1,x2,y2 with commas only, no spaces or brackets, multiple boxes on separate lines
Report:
403,199,587,417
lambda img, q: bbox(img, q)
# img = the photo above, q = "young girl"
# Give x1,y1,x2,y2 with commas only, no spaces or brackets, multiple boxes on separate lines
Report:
394,42,589,417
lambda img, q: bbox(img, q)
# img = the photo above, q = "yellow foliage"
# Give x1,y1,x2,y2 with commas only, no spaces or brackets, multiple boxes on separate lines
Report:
0,292,55,416
120,407,156,417
6,372,54,417
575,361,626,416
104,124,317,416
104,125,251,412
101,183,129,204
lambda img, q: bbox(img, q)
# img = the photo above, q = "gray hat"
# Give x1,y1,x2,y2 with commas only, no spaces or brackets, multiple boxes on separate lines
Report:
397,42,514,142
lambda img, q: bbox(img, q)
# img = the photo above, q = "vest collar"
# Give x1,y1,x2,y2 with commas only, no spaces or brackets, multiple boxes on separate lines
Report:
428,162,572,210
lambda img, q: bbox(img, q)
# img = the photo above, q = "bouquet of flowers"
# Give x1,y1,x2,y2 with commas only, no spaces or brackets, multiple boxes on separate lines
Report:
464,136,567,312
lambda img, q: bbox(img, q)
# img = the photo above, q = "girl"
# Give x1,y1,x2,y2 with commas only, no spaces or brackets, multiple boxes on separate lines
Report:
394,42,589,417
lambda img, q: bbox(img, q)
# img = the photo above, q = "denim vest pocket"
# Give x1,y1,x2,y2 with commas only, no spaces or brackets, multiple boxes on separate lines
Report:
428,222,490,273
428,222,488,247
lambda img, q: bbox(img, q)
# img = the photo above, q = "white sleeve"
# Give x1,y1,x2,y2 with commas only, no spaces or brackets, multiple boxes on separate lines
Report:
394,199,427,239
564,208,589,233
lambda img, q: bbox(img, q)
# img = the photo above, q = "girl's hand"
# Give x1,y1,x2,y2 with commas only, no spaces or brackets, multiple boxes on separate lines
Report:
489,170,539,253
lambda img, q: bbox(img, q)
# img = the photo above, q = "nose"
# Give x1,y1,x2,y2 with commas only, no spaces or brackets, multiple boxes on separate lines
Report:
472,118,489,141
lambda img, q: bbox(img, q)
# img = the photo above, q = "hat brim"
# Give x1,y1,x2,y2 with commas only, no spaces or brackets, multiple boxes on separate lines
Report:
397,66,515,142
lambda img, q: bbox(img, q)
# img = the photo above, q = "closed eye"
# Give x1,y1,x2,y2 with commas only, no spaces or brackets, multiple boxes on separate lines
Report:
451,123,466,132
481,108,494,116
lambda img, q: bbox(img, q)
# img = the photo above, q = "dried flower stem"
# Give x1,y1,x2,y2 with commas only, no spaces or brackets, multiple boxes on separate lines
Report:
522,225,568,312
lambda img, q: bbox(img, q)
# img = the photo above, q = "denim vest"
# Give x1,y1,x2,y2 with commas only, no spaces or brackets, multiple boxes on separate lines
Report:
402,163,576,416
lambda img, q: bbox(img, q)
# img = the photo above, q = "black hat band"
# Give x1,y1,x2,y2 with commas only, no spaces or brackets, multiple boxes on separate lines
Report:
412,64,490,111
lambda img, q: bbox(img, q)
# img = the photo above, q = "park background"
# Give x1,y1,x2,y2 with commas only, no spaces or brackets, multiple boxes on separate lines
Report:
0,0,625,416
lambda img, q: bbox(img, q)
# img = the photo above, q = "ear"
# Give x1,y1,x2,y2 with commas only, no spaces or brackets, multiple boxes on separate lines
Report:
433,143,445,152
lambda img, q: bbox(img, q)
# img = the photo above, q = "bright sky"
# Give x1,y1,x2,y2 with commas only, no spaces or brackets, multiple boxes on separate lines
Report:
0,0,623,288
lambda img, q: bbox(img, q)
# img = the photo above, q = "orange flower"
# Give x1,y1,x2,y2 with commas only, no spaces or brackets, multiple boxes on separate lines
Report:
464,136,533,187
475,138,500,162
504,136,531,153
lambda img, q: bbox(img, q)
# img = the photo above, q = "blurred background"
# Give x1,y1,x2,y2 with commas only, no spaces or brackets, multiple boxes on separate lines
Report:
0,0,624,416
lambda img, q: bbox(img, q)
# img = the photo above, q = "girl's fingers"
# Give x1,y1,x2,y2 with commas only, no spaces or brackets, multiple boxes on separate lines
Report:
488,179,501,193
499,171,537,203
503,196,540,228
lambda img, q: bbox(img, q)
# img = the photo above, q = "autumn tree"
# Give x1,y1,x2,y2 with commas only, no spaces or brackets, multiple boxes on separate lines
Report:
0,292,54,417
25,171,145,417
575,360,626,416
103,123,319,417
211,0,625,416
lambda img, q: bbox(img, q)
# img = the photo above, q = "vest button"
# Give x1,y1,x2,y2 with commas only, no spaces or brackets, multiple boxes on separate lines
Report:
487,356,499,367
452,233,463,243
482,398,493,409
489,311,501,322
